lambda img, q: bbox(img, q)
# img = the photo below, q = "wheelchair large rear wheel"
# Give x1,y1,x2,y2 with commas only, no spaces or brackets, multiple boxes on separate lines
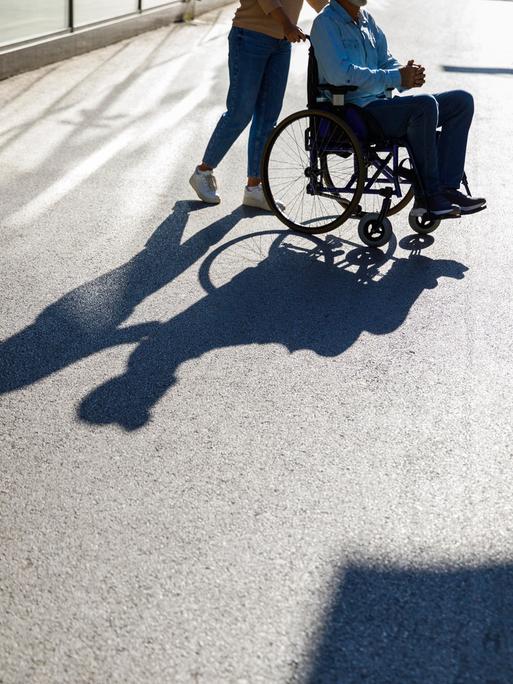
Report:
262,109,365,234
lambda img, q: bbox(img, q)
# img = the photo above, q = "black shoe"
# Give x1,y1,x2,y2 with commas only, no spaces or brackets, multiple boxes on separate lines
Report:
444,188,486,214
409,193,460,220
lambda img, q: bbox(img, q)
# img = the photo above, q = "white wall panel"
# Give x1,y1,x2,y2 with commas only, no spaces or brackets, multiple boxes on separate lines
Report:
0,0,68,46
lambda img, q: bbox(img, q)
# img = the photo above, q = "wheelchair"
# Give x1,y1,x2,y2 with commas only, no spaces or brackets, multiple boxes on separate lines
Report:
261,43,472,247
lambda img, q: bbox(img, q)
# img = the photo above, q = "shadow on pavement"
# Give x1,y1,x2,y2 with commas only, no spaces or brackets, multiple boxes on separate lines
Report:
76,232,468,430
0,200,240,395
442,66,513,75
303,563,513,683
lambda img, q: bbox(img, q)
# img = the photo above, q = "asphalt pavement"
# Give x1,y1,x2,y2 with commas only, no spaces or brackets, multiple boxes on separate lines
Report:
1,0,513,681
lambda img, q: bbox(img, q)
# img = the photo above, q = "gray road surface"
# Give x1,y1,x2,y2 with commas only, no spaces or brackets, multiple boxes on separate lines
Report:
1,0,513,681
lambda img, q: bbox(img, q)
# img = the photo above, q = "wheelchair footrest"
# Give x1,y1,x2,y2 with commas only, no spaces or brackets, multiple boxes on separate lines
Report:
424,211,461,221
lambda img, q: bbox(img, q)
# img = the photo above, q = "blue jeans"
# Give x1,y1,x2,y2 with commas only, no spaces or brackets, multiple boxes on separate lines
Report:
203,27,291,178
365,90,474,197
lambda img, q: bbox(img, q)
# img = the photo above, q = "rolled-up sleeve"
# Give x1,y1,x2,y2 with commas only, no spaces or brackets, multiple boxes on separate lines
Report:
257,0,283,14
311,15,401,91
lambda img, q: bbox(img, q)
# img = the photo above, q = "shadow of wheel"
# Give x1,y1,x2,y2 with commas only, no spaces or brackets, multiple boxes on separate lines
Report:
198,230,336,293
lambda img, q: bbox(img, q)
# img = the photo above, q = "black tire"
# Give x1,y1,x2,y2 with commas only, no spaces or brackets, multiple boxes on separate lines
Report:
408,214,441,234
261,109,365,235
358,214,393,248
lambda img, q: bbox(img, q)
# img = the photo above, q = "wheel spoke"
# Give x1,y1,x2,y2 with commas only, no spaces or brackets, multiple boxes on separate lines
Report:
263,110,365,233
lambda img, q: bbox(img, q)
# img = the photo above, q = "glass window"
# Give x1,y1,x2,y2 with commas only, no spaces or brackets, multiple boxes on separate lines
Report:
73,0,139,27
0,0,68,47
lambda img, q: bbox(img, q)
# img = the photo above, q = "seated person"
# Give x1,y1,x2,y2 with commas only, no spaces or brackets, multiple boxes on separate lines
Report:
310,0,486,218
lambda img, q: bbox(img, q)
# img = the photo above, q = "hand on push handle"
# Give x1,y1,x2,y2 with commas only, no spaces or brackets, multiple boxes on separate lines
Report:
284,23,308,43
270,7,307,42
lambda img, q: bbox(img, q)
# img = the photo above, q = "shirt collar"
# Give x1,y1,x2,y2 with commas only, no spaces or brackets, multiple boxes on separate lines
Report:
329,0,368,26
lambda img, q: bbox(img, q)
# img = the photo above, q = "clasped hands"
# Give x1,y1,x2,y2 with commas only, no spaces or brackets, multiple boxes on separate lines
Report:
400,59,426,89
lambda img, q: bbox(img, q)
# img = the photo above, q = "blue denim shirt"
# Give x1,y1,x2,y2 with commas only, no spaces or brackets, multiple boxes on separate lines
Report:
310,1,402,108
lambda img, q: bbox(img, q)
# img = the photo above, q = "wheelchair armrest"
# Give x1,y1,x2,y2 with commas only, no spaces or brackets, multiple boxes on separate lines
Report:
318,83,358,107
322,84,358,94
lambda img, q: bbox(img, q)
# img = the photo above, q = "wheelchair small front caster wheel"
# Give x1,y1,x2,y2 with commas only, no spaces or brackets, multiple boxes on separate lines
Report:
358,213,393,248
408,214,441,234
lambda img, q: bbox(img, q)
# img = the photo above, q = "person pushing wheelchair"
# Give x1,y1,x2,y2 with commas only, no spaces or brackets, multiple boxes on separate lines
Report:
310,0,487,220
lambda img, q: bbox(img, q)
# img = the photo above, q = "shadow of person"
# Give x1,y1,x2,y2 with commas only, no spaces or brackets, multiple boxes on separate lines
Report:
0,201,242,394
304,563,513,683
78,232,468,430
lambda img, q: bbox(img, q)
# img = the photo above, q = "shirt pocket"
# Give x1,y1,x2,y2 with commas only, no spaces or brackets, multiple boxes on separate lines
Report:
342,38,360,52
342,36,360,50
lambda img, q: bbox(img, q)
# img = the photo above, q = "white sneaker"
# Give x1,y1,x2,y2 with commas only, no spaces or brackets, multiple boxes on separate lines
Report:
243,184,285,212
189,166,221,204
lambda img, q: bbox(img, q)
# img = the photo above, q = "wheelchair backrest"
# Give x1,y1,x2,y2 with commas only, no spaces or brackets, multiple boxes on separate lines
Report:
306,42,385,144
307,45,322,108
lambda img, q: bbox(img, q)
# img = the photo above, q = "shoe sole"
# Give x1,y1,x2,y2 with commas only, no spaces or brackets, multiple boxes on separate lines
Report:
410,211,461,221
436,211,461,220
189,177,221,205
243,198,272,211
431,209,461,217
243,196,285,212
410,208,461,219
459,203,487,214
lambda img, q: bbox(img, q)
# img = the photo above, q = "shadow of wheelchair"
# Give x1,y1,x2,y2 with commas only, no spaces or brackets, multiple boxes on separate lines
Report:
78,230,467,430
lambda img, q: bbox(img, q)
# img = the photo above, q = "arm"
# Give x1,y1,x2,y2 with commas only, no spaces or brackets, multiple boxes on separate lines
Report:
258,1,306,42
306,0,328,13
310,16,401,91
256,0,283,14
374,19,425,90
375,22,401,71
374,20,405,92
